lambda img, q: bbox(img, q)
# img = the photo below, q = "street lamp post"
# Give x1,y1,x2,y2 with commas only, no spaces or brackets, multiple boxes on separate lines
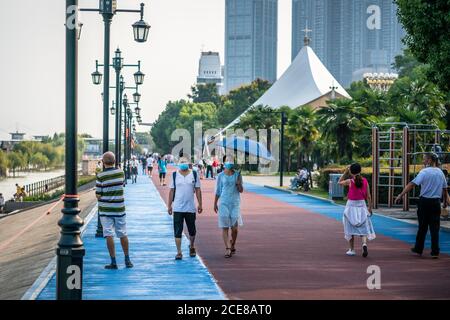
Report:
92,55,144,166
280,112,287,187
80,1,151,154
57,0,85,300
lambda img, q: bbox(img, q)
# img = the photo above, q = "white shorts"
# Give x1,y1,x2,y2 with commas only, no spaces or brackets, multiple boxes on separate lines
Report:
100,216,127,238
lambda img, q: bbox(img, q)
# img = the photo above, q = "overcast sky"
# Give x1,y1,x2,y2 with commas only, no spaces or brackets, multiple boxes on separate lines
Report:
0,0,292,139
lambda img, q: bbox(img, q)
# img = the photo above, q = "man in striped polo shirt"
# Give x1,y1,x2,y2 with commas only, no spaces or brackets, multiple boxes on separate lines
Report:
96,151,133,269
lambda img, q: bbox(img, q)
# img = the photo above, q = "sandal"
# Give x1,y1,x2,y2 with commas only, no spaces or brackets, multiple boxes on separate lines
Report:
175,253,183,260
189,246,197,257
224,248,232,258
230,240,236,255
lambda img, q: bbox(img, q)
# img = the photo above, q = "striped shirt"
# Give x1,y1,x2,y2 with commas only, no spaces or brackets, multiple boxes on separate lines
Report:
96,167,126,217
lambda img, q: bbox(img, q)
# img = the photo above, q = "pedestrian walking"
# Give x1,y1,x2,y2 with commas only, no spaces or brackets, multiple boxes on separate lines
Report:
338,163,375,257
0,193,5,213
395,153,449,259
214,157,244,258
196,158,204,179
147,153,154,177
130,156,139,184
212,157,219,178
158,155,168,186
141,155,147,175
167,157,202,260
205,158,214,179
96,151,133,269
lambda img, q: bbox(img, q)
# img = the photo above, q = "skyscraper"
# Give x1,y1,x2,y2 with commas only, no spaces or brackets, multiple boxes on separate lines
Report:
292,0,405,88
197,51,223,86
224,0,278,93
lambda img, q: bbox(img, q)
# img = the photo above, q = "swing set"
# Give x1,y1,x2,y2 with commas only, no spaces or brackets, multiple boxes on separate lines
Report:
372,123,450,211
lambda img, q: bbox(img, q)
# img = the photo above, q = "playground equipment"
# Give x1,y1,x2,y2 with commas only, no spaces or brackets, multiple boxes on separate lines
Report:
372,123,450,211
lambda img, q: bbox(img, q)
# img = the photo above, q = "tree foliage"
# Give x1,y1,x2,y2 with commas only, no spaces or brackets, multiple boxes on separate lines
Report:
395,0,450,92
149,49,448,167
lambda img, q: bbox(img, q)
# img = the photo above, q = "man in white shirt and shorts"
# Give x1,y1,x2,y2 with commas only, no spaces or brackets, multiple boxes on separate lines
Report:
167,157,202,260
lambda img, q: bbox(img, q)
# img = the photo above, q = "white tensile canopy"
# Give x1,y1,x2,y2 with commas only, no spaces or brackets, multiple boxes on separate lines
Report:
219,43,351,133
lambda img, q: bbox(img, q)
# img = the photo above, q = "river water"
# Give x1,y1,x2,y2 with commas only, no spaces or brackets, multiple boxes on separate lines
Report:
0,169,65,200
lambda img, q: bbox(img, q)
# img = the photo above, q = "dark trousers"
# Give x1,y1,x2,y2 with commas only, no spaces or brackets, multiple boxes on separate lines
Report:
173,212,196,238
415,197,441,255
206,165,213,179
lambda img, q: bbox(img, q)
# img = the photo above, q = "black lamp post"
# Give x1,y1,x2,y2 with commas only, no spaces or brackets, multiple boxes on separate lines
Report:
258,110,287,187
132,3,151,43
57,0,85,300
93,55,144,168
280,112,288,187
110,101,116,116
80,1,150,155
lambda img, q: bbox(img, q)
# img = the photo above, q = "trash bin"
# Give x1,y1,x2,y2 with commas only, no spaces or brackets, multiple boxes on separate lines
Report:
329,174,344,200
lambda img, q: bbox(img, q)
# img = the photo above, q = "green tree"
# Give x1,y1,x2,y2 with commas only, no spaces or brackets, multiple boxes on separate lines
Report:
7,152,26,177
218,79,272,126
30,152,50,170
150,100,186,154
286,105,319,169
395,0,450,92
316,99,368,162
348,81,389,117
188,83,222,107
0,150,8,177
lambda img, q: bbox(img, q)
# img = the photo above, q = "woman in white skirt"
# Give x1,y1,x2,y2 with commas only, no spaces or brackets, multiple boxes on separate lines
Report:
338,163,376,257
214,157,244,258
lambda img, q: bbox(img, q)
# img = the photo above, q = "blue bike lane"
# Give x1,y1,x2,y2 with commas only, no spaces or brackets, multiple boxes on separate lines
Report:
34,173,225,300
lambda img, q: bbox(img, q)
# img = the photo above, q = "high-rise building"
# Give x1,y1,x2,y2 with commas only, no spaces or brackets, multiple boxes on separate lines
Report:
292,0,405,87
224,0,278,93
197,51,223,86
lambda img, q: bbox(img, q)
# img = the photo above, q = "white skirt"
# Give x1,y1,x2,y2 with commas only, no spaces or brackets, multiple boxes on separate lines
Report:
218,202,243,228
342,200,376,241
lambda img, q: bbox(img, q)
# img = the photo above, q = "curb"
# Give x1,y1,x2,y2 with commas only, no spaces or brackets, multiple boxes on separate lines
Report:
263,185,450,233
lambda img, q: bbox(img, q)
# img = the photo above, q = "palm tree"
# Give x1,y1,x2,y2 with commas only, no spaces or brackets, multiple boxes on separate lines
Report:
286,105,319,169
316,99,368,162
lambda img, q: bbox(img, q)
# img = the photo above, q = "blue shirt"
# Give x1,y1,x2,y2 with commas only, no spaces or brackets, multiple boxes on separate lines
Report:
412,167,447,199
158,159,167,173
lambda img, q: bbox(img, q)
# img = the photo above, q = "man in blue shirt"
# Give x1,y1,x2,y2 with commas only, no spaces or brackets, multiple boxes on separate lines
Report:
396,153,449,258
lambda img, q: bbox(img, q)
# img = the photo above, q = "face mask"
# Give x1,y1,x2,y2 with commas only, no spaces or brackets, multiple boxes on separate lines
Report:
179,163,189,171
224,162,234,170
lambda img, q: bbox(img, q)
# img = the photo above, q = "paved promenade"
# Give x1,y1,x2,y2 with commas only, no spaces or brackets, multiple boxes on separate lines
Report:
154,170,450,300
0,190,97,300
34,173,224,300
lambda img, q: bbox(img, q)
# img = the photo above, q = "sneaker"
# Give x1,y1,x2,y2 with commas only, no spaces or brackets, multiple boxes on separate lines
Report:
431,253,439,259
411,247,422,256
346,249,356,256
105,263,118,270
362,244,368,258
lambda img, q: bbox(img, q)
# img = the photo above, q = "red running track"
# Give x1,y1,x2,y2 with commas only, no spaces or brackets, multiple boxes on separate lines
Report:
151,169,450,300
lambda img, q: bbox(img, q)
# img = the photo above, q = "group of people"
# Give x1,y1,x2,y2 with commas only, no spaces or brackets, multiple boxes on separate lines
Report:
338,152,447,259
95,150,447,270
194,157,222,180
96,151,244,268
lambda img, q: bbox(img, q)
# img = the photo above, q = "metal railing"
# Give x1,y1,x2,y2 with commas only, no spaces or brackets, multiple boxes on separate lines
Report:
23,175,65,197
